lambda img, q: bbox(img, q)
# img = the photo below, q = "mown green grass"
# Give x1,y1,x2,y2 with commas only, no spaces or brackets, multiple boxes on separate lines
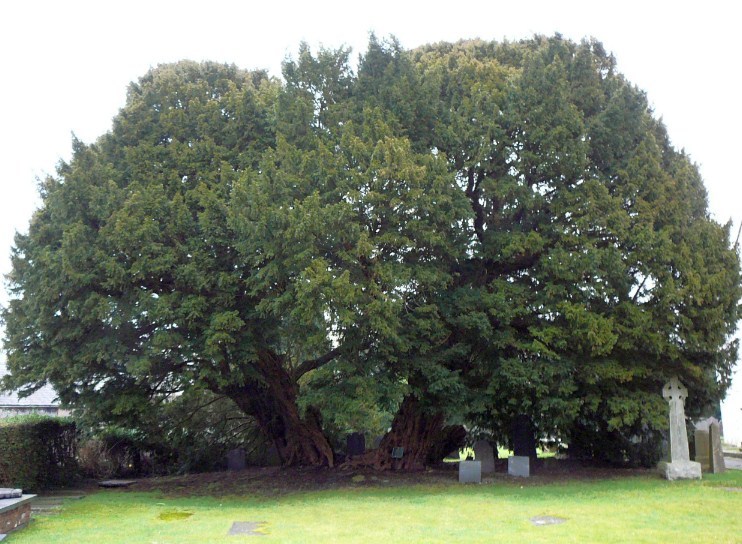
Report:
8,471,742,543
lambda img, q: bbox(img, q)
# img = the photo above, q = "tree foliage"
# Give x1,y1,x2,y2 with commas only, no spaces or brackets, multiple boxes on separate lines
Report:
3,36,740,469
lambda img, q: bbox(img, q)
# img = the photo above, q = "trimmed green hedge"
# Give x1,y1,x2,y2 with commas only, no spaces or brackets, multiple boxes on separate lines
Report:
0,415,79,491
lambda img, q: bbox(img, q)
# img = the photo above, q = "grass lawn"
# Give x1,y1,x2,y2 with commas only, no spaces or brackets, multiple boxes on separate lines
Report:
6,470,741,543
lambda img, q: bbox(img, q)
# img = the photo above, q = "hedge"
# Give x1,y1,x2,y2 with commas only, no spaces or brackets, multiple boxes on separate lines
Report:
0,415,79,491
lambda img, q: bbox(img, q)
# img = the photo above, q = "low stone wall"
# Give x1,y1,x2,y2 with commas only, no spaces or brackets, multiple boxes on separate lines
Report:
0,495,35,534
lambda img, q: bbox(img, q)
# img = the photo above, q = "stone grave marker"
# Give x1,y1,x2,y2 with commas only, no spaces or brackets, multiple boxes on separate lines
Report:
657,377,701,480
512,414,537,465
98,480,136,488
458,460,482,483
227,448,246,471
228,521,268,536
508,455,530,477
693,427,711,471
265,444,281,466
530,515,566,526
709,420,726,473
0,491,21,500
473,440,495,474
346,432,366,458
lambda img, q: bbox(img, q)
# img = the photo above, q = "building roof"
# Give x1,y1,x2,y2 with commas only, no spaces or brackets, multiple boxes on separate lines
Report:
0,360,60,407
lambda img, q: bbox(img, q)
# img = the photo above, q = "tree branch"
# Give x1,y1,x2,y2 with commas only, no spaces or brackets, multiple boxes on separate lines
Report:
293,347,342,380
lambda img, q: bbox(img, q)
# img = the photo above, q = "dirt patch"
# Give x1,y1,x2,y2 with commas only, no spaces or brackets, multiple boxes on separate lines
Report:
123,459,654,498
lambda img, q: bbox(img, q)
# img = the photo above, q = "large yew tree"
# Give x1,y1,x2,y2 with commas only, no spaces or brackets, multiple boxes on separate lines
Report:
3,36,740,468
2,56,467,467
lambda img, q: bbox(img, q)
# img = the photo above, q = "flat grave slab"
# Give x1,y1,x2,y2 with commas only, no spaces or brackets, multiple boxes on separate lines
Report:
228,521,268,536
0,495,36,515
530,515,566,526
98,480,136,488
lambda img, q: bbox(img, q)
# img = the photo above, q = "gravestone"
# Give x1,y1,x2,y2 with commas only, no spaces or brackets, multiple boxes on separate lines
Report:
227,448,246,471
473,440,495,474
693,428,711,471
265,444,281,466
512,414,537,463
709,420,726,473
98,480,136,488
228,521,268,536
508,455,530,477
346,433,366,458
0,490,21,500
657,377,701,480
458,460,482,483
530,516,566,526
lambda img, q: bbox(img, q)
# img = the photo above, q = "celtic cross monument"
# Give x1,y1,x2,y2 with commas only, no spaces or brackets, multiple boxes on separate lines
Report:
657,377,702,480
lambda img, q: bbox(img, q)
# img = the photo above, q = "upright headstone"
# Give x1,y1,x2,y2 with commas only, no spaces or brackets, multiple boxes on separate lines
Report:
508,455,530,477
458,460,482,483
657,377,702,480
709,420,726,474
693,428,711,471
265,444,281,466
346,432,366,458
227,448,246,471
511,414,537,474
512,415,537,459
473,440,495,474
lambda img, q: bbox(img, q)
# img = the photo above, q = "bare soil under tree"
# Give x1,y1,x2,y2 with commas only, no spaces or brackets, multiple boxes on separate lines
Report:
125,458,654,498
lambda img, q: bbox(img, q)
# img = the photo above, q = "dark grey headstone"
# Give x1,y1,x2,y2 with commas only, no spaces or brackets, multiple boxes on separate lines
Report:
508,455,530,477
346,433,366,457
530,516,566,526
511,414,537,460
228,521,267,536
265,444,281,466
473,440,495,474
227,448,246,471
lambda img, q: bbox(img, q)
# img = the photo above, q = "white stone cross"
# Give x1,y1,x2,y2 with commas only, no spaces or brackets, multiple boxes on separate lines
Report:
662,377,690,462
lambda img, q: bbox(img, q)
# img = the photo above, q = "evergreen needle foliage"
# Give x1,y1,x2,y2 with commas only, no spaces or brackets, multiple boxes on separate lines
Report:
3,35,740,468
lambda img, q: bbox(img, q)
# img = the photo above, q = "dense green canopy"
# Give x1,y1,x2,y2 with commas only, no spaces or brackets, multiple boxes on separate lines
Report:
3,35,739,468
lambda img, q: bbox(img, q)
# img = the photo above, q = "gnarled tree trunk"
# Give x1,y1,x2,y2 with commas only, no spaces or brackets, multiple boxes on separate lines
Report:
226,350,334,467
344,396,445,470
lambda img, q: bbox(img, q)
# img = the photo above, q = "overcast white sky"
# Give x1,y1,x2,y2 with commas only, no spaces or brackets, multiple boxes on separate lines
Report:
0,0,740,441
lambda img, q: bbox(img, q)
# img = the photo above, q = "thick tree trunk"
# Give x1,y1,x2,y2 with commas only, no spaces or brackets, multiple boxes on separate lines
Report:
344,396,445,470
226,351,334,467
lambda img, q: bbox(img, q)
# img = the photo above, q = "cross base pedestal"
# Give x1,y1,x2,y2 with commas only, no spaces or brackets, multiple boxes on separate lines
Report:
657,460,702,480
